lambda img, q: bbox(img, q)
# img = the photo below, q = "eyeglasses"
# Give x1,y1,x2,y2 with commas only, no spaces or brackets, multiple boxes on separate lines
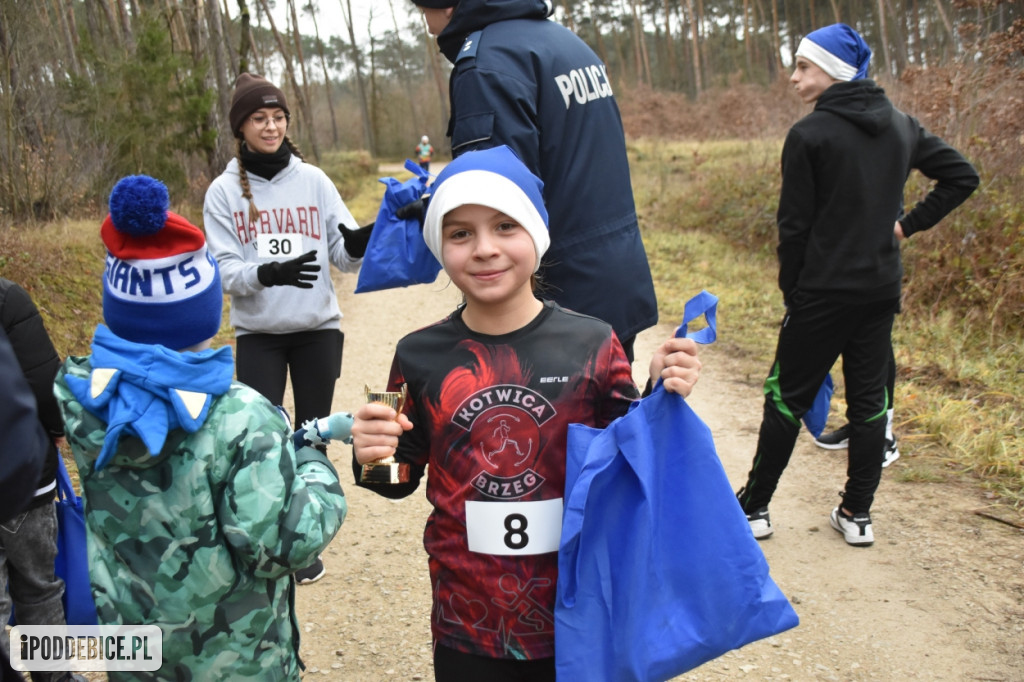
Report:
248,113,288,129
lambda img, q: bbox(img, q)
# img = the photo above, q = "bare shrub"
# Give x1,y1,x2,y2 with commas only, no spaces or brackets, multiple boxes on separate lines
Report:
619,78,802,141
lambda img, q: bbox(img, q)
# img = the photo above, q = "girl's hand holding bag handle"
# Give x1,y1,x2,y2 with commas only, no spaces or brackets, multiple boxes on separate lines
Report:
555,290,798,682
354,160,441,293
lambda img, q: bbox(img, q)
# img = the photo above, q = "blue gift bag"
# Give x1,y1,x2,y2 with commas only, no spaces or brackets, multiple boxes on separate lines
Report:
54,455,97,626
803,373,835,438
354,159,442,293
556,291,798,682
9,455,98,627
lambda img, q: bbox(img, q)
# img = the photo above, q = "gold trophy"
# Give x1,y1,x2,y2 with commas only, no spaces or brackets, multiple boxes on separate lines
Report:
359,383,411,484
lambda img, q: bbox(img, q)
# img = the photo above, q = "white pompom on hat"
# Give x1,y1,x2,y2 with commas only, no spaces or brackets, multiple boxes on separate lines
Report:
423,146,549,272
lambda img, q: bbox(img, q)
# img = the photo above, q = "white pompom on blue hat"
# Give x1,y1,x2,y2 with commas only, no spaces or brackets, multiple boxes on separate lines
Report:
423,145,549,272
795,23,872,81
101,175,223,350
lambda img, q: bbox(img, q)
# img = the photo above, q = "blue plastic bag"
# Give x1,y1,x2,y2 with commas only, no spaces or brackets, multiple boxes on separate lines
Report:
54,455,97,625
803,373,834,438
556,291,798,682
9,455,98,627
354,160,442,293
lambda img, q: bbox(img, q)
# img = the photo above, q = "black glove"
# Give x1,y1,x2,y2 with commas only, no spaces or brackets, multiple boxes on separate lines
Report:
257,250,320,288
338,222,374,259
395,198,426,224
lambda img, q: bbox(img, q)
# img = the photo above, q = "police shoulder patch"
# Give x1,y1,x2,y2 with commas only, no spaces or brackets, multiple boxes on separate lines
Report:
456,30,482,63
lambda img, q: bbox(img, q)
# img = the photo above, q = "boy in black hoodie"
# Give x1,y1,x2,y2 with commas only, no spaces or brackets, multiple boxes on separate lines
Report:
735,24,979,546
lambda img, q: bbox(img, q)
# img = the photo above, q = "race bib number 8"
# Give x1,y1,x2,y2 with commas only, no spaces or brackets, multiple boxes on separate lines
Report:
465,498,562,556
257,234,302,259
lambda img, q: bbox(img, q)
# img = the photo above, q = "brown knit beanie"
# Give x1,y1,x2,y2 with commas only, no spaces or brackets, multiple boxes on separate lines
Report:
229,73,290,138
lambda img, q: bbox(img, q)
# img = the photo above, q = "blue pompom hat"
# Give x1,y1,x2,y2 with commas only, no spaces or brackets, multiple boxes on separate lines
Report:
101,175,223,350
422,145,549,272
796,23,872,81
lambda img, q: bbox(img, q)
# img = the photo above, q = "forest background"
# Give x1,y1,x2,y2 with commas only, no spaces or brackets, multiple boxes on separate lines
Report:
0,0,1022,517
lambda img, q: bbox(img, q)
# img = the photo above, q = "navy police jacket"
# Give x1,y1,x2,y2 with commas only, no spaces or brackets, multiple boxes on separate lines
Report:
436,0,658,343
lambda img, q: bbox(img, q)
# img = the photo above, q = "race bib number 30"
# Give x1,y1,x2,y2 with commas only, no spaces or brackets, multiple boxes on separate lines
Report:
257,234,302,259
465,498,562,556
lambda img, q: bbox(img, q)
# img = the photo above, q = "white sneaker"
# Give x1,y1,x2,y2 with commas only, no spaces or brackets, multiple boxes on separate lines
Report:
814,424,850,450
830,507,874,546
746,507,773,540
882,438,900,468
295,555,326,584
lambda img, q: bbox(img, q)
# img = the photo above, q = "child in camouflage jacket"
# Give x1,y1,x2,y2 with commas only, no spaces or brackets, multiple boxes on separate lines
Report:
54,175,347,681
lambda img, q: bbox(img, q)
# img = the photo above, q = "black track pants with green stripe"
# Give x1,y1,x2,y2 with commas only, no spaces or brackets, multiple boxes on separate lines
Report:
737,294,899,515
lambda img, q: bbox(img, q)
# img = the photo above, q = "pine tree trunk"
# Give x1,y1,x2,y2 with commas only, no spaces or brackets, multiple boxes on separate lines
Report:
51,0,80,76
685,0,702,92
204,0,234,173
256,0,320,161
423,16,449,146
743,0,753,78
663,0,677,86
308,8,340,149
385,0,422,147
342,0,375,155
875,0,891,77
287,0,316,150
235,0,252,74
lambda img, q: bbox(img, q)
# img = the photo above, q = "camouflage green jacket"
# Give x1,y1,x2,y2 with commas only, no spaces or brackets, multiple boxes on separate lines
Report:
55,354,347,681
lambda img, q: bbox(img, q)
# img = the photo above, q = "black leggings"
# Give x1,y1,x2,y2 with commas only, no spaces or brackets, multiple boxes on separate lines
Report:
433,643,554,682
235,329,343,429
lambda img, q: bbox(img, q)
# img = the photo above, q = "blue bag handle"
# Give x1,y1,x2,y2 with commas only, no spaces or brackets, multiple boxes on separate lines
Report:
674,289,718,344
404,158,429,181
649,289,718,393
381,159,430,210
560,291,717,606
55,453,79,509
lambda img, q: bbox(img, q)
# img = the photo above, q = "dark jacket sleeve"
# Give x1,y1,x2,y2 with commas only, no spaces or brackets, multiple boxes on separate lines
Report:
899,119,980,238
0,280,64,438
0,327,48,522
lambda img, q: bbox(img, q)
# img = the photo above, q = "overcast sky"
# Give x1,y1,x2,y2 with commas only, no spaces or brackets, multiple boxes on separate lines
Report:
262,0,422,47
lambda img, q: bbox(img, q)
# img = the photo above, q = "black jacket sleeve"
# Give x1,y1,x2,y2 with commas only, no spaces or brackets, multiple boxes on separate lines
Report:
0,279,64,438
0,327,48,522
899,120,980,238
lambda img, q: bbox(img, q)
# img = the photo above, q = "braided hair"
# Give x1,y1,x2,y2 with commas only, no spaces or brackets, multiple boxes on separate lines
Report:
235,136,306,225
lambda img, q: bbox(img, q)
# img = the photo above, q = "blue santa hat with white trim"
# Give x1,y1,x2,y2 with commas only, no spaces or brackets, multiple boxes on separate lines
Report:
101,175,223,350
423,145,549,272
795,23,872,81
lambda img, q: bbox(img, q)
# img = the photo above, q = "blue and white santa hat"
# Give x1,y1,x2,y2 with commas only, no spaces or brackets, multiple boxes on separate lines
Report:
101,175,223,350
423,145,549,272
795,23,872,81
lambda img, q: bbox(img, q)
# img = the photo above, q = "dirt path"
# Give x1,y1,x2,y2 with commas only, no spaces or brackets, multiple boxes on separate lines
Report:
292,267,1024,681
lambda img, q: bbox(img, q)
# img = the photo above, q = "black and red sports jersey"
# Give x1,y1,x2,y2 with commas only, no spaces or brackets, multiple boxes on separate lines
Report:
359,300,638,659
